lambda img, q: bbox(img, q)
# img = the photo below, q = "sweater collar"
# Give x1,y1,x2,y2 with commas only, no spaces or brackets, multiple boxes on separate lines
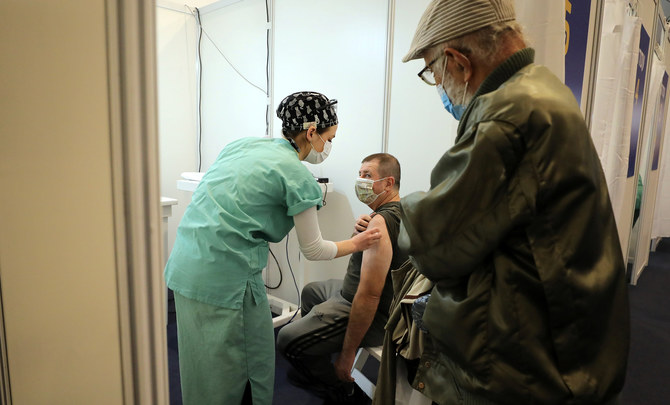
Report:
457,48,535,135
472,48,535,100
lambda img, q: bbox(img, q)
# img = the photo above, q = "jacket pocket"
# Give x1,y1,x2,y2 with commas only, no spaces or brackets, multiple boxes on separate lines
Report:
422,266,492,380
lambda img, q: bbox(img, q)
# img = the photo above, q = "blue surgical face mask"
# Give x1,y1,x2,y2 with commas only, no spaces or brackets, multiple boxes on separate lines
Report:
436,55,467,121
437,84,466,120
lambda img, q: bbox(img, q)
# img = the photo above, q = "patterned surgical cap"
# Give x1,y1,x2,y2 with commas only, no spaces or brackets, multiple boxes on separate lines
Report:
276,91,338,132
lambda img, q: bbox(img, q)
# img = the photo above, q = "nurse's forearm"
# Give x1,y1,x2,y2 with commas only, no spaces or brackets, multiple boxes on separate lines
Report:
293,207,338,260
294,207,380,260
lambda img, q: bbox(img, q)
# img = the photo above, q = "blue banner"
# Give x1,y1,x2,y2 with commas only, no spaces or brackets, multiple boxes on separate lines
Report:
565,0,592,107
628,26,650,178
651,72,668,171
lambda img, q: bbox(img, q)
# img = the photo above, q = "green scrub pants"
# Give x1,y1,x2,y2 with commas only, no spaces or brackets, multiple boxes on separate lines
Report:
174,285,274,405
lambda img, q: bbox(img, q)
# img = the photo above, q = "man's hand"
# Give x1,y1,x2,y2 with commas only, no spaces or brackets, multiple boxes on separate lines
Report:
334,351,356,383
353,214,373,234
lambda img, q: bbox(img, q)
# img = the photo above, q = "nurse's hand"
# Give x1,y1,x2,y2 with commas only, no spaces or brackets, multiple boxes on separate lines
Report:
351,227,381,251
352,214,373,235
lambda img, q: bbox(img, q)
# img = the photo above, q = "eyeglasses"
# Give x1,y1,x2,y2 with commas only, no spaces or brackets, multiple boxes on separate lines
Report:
418,55,444,86
327,99,338,113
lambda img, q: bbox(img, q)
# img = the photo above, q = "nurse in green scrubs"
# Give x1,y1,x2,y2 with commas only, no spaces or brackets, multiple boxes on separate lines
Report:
164,91,382,405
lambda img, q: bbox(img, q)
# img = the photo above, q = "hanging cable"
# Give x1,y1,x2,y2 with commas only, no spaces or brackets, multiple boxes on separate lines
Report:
185,6,267,94
200,29,267,94
265,0,271,136
185,4,270,170
265,248,283,289
321,183,328,207
285,232,301,323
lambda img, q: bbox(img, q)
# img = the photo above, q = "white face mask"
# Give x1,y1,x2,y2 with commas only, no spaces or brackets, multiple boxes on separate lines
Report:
355,177,388,204
304,134,331,164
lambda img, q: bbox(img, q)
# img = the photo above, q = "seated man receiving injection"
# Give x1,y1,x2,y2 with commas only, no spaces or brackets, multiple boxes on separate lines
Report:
277,153,408,405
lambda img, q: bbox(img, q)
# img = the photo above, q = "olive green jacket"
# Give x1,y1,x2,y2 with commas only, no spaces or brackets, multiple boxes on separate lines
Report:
398,49,629,404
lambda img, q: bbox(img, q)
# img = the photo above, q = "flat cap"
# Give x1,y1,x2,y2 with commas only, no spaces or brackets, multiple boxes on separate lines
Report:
403,0,516,62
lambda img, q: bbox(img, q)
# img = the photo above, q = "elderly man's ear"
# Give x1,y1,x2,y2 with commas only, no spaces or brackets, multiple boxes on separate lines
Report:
443,47,473,82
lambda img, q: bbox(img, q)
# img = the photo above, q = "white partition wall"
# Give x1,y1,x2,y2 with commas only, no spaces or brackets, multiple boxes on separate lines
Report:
156,0,576,304
0,2,126,402
622,0,659,266
629,2,670,283
386,0,457,196
272,0,391,291
652,93,670,238
1,0,168,403
631,54,669,284
518,0,565,80
652,9,670,241
156,5,200,259
198,0,270,165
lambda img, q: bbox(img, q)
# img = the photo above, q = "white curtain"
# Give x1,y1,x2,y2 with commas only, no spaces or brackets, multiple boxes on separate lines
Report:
515,0,565,81
590,1,640,236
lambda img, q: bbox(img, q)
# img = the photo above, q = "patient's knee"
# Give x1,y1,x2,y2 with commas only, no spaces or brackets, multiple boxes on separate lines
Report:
301,282,320,305
275,324,294,355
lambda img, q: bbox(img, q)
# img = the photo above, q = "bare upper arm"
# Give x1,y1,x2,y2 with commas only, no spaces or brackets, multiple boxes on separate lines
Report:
357,214,393,298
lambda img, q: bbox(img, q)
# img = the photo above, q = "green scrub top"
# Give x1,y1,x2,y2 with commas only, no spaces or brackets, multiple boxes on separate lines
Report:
165,137,323,309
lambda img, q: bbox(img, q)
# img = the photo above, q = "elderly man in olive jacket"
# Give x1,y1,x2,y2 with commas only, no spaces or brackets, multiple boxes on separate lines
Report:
379,1,630,404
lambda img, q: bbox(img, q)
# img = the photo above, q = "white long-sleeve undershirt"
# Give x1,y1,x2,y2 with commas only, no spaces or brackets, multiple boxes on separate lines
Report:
293,206,338,260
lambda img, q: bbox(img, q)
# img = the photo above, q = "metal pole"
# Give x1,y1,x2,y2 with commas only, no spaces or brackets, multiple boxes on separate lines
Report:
269,0,275,138
585,0,605,131
381,0,396,153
